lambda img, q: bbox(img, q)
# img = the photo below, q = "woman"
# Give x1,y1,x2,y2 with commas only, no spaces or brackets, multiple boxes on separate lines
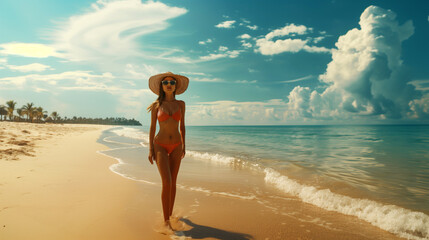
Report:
147,72,188,230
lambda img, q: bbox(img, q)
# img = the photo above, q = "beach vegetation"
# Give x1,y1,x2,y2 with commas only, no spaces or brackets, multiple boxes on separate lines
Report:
0,100,141,126
0,105,7,121
6,100,17,121
21,102,35,122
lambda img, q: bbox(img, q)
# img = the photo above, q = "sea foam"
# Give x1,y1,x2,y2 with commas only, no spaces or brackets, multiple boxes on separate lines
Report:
182,149,429,239
264,168,429,240
111,127,150,146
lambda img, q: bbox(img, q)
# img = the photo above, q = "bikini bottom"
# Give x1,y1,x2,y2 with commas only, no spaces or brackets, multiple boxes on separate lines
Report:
155,140,181,154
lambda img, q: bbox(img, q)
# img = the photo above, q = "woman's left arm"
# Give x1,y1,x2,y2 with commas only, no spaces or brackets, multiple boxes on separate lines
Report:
179,100,186,158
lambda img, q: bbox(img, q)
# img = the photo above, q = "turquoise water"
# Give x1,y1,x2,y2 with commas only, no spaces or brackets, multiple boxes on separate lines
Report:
183,125,429,213
98,124,429,239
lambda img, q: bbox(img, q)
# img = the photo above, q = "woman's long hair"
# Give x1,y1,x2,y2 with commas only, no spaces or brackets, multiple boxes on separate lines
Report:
147,76,176,112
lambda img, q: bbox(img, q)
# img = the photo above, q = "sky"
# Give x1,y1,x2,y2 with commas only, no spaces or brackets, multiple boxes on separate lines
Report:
0,0,428,125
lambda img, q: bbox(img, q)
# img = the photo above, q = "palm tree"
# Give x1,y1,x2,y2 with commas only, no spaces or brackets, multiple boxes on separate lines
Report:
50,111,59,123
21,103,34,122
6,100,17,121
0,105,7,121
16,108,25,122
35,107,47,123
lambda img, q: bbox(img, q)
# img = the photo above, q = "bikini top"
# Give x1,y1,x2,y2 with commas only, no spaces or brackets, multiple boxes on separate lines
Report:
157,107,181,122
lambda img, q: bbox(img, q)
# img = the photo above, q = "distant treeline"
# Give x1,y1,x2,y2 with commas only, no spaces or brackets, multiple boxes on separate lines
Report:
0,100,141,126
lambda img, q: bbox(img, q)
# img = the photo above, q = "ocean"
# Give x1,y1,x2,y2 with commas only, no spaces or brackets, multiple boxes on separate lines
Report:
97,124,429,240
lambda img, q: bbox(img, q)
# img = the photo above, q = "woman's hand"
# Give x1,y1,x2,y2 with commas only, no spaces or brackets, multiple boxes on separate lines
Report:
181,145,186,159
148,149,155,165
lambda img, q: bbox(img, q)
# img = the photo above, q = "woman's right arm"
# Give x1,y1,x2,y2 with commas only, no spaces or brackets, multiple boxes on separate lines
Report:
148,105,158,164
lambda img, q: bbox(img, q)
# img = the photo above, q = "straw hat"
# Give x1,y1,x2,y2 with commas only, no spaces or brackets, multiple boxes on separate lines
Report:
148,72,189,95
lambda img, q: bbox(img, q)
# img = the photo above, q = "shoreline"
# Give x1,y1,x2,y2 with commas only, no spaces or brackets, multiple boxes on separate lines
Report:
99,127,406,240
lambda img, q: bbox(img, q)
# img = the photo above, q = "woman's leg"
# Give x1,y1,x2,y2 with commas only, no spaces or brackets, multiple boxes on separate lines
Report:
168,144,183,218
154,144,172,224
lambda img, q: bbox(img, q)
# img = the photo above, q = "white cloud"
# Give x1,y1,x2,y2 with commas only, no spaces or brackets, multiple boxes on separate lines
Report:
199,50,242,61
247,25,258,30
238,34,251,39
265,23,311,40
241,41,252,48
0,43,62,58
50,0,187,62
199,39,213,45
219,46,228,51
7,63,53,72
227,50,241,58
199,53,228,61
312,36,325,43
408,79,429,91
256,38,308,55
192,6,427,124
408,94,429,119
286,5,425,121
215,20,236,28
303,45,331,53
255,23,330,55
239,19,258,30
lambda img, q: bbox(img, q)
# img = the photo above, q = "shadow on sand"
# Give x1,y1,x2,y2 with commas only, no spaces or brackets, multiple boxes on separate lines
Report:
175,218,254,240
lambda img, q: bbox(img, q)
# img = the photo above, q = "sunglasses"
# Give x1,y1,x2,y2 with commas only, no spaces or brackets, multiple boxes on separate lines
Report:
162,80,176,86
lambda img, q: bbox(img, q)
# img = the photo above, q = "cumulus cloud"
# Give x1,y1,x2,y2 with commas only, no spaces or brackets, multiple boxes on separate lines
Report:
215,20,236,28
255,23,330,55
50,0,187,62
6,63,53,72
265,23,310,39
238,34,251,39
285,5,427,121
256,38,308,55
196,6,427,124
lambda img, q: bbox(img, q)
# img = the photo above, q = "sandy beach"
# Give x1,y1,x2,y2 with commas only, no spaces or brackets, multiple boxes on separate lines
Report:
0,122,404,240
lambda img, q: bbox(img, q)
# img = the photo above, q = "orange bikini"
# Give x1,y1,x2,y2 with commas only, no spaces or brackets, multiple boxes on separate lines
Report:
155,107,182,154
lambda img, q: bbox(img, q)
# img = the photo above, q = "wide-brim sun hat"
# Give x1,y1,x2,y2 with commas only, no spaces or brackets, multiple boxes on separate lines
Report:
149,72,189,95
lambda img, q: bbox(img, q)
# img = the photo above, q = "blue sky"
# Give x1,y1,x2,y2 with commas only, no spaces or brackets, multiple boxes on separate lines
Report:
0,0,428,125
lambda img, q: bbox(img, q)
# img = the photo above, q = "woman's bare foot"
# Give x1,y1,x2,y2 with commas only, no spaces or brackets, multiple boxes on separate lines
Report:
165,220,174,231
